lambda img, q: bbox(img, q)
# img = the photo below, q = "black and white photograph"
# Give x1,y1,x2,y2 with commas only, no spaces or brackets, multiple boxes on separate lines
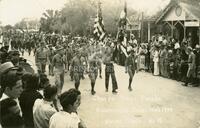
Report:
0,0,200,128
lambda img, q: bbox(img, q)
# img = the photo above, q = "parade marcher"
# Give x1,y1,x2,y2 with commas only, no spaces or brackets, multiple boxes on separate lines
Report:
80,53,86,80
63,46,68,73
71,51,82,90
103,43,118,94
35,41,48,74
88,55,98,95
97,54,102,79
125,49,136,91
66,46,73,71
52,46,65,95
182,47,196,86
48,44,55,76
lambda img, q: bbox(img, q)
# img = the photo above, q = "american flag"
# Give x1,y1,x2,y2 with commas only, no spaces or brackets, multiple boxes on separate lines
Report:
93,1,106,41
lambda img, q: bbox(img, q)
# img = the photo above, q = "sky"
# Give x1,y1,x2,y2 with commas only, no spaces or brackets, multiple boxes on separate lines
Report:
0,0,170,26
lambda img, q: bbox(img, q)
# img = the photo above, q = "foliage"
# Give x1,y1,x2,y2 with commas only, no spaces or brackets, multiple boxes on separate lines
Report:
39,0,138,36
39,10,61,33
14,18,39,32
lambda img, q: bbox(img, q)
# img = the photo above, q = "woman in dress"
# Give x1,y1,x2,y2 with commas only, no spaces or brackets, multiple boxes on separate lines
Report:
153,45,160,76
138,44,147,71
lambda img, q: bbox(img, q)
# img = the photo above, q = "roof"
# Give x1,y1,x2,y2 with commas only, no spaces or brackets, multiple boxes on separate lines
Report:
155,1,200,24
180,2,200,20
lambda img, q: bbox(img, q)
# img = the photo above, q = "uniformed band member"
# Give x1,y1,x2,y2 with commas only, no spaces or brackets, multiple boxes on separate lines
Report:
125,49,136,91
182,47,196,86
71,51,82,90
52,46,65,95
103,44,118,94
48,44,55,76
35,42,48,73
88,56,98,95
97,57,102,79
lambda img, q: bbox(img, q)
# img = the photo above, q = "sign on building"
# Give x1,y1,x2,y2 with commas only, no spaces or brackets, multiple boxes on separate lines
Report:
184,21,200,27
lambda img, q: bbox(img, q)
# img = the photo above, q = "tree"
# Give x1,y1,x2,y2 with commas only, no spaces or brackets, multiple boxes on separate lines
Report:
39,0,141,36
59,0,96,35
39,9,61,33
14,19,27,32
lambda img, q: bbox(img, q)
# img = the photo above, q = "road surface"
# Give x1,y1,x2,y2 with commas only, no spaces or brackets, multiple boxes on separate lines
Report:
24,52,200,128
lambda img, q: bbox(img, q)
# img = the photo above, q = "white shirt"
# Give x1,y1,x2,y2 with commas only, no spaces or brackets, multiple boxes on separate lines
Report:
33,99,57,128
49,111,80,128
158,36,163,42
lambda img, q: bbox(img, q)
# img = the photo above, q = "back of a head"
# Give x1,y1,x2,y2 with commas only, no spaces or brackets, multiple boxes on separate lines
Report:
22,73,40,90
59,89,81,109
0,98,17,116
38,73,49,87
43,85,57,100
1,68,22,92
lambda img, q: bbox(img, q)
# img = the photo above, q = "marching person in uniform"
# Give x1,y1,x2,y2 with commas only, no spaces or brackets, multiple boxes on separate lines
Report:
35,41,48,74
103,43,118,94
52,46,65,95
125,49,136,91
71,51,82,90
47,44,55,76
88,55,98,95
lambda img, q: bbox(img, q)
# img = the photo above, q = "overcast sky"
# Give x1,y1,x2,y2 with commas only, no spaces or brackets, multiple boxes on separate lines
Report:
0,0,170,26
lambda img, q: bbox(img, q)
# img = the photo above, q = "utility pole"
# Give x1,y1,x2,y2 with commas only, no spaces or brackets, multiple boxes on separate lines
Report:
140,12,144,43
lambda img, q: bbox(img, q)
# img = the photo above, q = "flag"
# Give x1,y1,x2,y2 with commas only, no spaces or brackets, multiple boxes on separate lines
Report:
117,0,128,57
118,0,127,29
93,1,106,41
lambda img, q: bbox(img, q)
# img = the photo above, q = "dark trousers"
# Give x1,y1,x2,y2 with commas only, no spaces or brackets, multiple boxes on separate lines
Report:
49,63,54,75
41,63,46,73
105,64,118,91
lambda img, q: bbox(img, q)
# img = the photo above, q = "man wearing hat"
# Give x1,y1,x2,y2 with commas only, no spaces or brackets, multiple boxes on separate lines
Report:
52,46,65,95
35,42,48,73
182,47,196,86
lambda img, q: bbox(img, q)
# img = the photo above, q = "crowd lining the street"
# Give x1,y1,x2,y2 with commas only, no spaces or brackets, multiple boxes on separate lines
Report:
0,30,199,128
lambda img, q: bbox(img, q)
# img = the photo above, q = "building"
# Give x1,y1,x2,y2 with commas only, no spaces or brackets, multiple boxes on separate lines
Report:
155,0,200,47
